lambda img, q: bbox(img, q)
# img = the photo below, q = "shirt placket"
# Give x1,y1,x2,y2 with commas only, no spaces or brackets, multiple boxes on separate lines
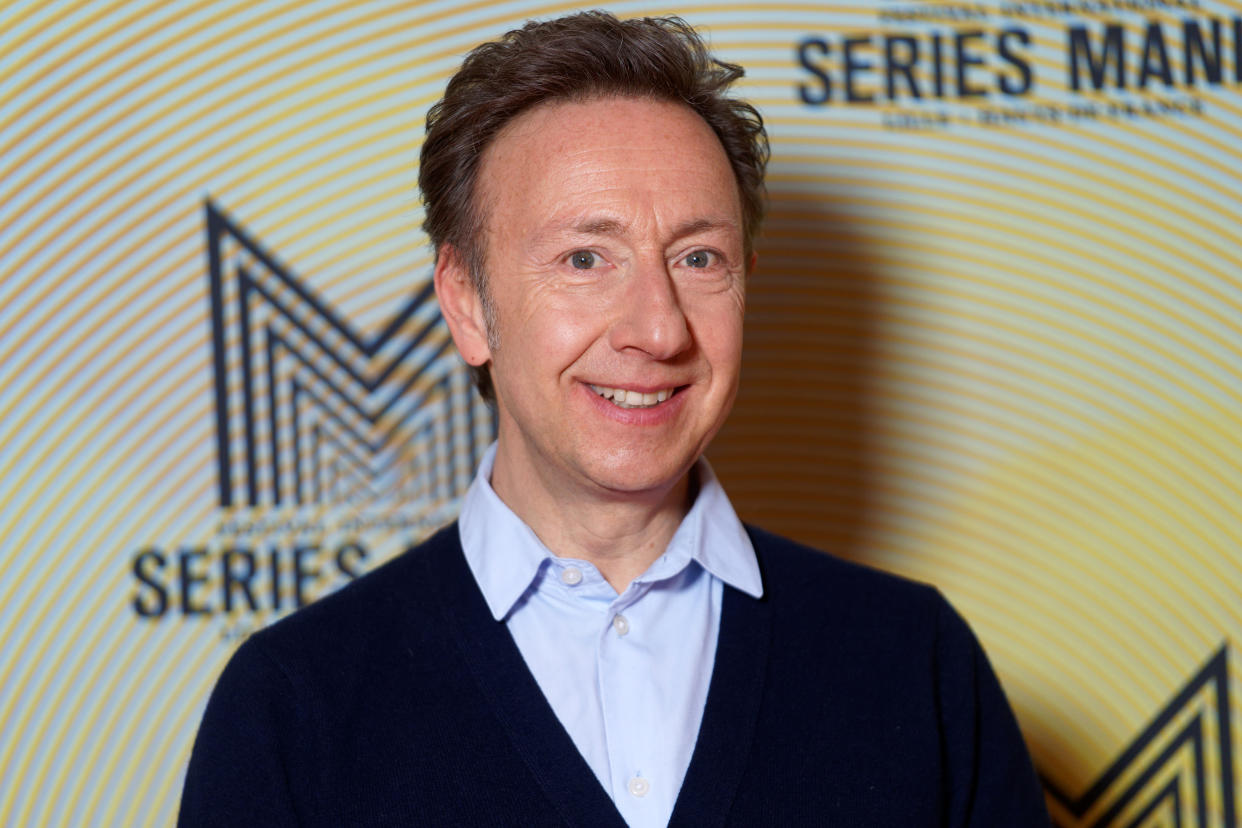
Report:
596,584,661,827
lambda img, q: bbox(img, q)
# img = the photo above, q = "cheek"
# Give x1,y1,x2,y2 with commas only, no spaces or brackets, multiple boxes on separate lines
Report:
691,295,746,369
507,293,605,371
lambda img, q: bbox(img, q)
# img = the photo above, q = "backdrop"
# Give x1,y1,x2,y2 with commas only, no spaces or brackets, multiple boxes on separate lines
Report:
2,1,1239,825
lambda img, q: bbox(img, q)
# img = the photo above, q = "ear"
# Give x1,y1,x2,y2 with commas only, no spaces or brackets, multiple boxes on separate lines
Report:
433,244,492,367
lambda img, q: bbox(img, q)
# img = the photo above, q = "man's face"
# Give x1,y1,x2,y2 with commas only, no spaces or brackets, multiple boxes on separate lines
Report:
466,95,747,501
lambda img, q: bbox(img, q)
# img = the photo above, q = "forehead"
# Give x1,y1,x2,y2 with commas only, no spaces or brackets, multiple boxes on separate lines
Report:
474,95,741,238
490,94,720,157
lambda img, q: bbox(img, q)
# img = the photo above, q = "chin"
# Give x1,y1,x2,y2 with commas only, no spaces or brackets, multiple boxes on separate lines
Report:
583,450,694,498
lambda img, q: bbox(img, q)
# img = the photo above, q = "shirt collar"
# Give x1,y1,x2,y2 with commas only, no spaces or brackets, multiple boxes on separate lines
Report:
458,442,763,621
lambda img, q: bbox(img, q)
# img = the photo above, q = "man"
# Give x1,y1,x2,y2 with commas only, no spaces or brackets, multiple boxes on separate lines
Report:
180,12,1050,826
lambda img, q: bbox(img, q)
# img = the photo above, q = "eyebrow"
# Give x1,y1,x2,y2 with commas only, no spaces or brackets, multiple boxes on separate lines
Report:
573,217,625,236
561,216,739,240
669,218,738,239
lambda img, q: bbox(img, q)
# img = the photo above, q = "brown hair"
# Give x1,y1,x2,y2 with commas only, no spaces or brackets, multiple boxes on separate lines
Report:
419,10,769,400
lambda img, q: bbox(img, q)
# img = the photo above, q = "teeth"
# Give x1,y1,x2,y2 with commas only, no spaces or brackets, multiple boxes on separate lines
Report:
589,384,676,408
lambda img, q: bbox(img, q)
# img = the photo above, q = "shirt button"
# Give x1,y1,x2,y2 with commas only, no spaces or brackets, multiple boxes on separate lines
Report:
627,776,650,798
560,566,583,586
612,614,630,636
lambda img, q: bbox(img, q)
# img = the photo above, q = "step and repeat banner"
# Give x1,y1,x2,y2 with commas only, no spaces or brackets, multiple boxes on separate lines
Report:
2,1,1239,825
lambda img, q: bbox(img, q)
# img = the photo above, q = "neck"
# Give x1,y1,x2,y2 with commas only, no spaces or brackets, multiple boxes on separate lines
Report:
489,446,695,593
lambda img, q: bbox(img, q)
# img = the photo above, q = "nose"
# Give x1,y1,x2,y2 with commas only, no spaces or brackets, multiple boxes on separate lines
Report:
608,256,693,360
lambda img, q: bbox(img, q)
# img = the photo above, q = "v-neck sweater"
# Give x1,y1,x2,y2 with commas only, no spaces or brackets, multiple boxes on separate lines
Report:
179,523,1050,827
457,446,763,827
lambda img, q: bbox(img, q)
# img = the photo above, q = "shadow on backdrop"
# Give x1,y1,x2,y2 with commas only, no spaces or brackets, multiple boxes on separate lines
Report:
710,188,885,565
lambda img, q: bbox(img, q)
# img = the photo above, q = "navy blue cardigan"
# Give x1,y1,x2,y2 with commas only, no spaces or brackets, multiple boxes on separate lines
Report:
180,523,1049,826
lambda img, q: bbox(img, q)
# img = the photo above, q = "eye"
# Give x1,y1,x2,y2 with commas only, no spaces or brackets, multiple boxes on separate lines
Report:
682,249,715,268
569,250,598,270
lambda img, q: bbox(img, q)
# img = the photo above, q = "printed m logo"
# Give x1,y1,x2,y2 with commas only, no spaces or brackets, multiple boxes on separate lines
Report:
205,200,493,509
1043,645,1236,828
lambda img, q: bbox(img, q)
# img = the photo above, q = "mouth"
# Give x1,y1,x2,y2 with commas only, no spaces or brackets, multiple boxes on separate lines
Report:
588,384,678,409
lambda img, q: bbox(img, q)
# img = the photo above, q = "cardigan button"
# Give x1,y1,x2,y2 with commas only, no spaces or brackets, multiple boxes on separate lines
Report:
627,776,650,797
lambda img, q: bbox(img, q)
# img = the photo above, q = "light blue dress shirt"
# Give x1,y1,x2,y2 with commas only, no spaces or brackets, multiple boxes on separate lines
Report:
458,443,763,828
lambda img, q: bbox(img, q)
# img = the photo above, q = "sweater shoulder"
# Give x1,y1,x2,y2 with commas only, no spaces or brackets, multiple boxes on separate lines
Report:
744,523,950,633
747,524,938,601
242,522,462,668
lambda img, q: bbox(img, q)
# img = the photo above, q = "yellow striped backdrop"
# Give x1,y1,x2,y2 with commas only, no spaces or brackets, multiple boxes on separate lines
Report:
1,1,1239,824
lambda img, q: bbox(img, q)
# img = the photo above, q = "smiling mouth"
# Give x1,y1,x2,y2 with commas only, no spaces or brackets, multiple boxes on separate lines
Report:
589,384,677,409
